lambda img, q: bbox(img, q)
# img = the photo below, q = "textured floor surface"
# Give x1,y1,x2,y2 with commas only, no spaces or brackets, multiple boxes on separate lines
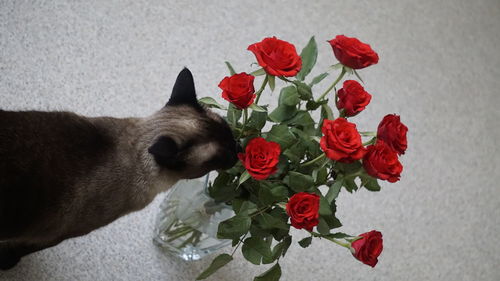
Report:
1,0,499,280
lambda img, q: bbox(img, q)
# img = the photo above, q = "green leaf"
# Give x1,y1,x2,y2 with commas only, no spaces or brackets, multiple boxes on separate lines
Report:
279,86,300,106
316,217,330,235
209,172,239,202
309,72,329,87
270,240,286,260
243,237,273,259
258,184,288,205
247,110,268,131
268,75,276,92
319,195,332,216
338,161,363,174
225,61,236,75
294,81,313,100
262,239,286,264
326,180,342,203
242,240,263,265
323,214,342,229
198,97,227,110
242,247,262,265
268,104,297,123
266,124,296,150
283,171,314,192
313,167,328,185
353,69,364,83
233,200,258,216
306,100,320,111
284,111,315,133
227,103,242,125
250,68,266,76
296,36,318,81
282,141,306,165
272,154,290,178
322,201,342,230
239,170,251,186
256,213,289,230
254,263,282,281
298,236,312,248
281,236,292,257
360,174,382,191
343,177,358,193
217,214,251,239
250,103,267,112
196,253,233,280
250,224,272,238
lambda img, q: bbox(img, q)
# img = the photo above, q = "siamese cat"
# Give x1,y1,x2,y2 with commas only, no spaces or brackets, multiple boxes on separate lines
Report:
0,68,239,270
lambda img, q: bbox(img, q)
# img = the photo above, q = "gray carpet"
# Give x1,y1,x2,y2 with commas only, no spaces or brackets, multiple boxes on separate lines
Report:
1,0,499,280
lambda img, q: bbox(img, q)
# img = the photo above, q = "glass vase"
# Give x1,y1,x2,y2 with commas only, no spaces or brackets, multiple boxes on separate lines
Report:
153,174,233,261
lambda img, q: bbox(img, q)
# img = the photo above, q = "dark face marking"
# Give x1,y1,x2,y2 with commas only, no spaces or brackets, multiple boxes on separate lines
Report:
148,136,184,170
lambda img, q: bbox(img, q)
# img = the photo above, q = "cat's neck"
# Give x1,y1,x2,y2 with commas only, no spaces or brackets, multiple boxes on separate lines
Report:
87,116,180,209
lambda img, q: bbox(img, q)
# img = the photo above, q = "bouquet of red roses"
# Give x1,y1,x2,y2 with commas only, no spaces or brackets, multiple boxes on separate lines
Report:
196,35,408,280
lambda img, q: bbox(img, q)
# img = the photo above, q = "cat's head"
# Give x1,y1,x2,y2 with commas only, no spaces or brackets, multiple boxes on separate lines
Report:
146,68,239,179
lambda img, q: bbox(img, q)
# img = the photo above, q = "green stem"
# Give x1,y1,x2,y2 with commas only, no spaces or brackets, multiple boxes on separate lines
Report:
309,231,351,249
166,227,194,242
360,131,377,137
316,67,346,102
178,231,199,248
238,108,248,139
254,75,269,104
301,153,326,168
324,236,351,248
278,76,293,83
362,137,377,146
249,206,271,218
231,233,247,257
166,226,191,235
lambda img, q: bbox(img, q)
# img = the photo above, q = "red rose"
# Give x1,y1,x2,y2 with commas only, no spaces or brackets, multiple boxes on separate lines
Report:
328,35,379,69
363,141,403,182
377,114,408,155
320,118,366,163
238,137,281,180
285,192,320,231
247,37,302,77
219,73,256,109
336,80,372,117
351,230,383,267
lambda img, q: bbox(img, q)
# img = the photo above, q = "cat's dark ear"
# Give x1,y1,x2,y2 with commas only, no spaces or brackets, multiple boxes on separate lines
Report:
166,68,199,107
148,136,184,169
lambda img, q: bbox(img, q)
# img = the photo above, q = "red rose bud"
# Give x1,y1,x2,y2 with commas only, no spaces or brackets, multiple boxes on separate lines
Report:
286,192,320,231
219,73,256,109
328,35,379,69
238,137,281,180
351,230,383,267
336,80,372,117
320,118,366,163
247,37,302,77
377,114,408,155
363,141,403,182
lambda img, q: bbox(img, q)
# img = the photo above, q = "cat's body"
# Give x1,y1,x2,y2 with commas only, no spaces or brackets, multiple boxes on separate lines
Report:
0,69,238,269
